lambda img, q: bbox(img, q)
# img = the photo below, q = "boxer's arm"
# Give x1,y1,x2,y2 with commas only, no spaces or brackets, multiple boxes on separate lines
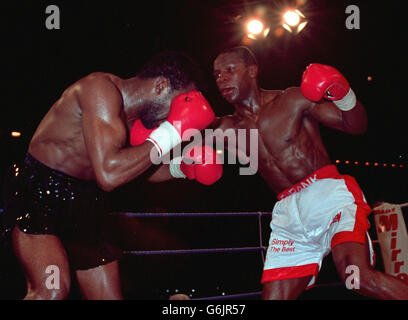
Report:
146,164,173,183
134,117,227,184
79,74,157,191
299,64,368,135
308,98,368,135
205,116,238,156
286,86,367,135
208,116,253,163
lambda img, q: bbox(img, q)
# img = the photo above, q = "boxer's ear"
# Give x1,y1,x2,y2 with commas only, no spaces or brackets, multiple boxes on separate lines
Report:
248,65,258,79
154,76,170,96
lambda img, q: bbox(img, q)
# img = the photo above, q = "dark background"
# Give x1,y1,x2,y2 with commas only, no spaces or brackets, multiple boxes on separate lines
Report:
0,0,406,300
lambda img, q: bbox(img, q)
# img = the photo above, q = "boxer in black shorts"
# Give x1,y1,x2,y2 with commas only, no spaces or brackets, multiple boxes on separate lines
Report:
0,51,215,299
3,153,120,271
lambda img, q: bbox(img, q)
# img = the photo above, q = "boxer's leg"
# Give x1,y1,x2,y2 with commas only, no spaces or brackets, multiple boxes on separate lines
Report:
75,260,123,300
262,276,312,300
12,226,71,300
332,241,408,299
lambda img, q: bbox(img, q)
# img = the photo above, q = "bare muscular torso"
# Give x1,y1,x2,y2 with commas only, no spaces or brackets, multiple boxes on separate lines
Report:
217,87,332,195
28,73,124,180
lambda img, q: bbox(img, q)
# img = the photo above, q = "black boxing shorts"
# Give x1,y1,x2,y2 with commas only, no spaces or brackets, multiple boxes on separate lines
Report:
1,153,121,270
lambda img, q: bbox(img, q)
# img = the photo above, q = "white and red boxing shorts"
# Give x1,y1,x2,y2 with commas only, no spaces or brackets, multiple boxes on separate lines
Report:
261,165,375,289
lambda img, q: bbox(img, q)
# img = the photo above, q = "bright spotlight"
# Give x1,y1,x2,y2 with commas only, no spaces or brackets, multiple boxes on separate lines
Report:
247,19,264,35
11,131,21,138
282,9,307,34
283,10,300,26
245,18,270,40
297,21,308,33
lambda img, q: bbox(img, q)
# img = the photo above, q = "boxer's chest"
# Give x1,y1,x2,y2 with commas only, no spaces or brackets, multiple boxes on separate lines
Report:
231,104,302,161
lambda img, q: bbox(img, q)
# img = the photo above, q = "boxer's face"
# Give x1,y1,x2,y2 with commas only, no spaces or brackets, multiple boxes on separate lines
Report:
139,99,167,129
140,79,196,129
213,52,251,104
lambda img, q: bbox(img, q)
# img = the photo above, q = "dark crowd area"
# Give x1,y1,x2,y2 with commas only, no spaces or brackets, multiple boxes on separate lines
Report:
0,0,406,300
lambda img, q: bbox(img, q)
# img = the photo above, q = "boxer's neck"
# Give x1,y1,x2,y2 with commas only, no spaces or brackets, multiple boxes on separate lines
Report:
234,85,262,119
117,76,159,126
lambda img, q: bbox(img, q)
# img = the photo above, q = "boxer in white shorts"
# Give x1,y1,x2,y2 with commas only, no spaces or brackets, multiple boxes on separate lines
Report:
211,46,408,299
262,164,375,289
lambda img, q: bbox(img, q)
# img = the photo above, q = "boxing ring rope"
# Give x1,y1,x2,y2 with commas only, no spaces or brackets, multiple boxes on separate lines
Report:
112,211,268,260
0,208,385,299
111,211,356,299
123,246,266,256
111,211,269,299
114,211,270,218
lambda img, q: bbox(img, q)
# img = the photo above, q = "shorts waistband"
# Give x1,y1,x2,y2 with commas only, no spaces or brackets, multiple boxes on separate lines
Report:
277,165,340,200
24,153,97,187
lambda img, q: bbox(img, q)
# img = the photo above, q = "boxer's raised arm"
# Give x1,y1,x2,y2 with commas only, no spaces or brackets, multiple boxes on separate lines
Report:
79,75,155,191
300,64,368,135
307,98,367,135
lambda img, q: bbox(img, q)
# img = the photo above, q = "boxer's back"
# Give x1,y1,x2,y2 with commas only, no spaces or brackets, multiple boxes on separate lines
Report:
28,73,121,180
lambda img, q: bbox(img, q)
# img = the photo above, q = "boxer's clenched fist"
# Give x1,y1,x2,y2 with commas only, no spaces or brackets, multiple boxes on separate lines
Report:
147,91,215,157
301,63,356,111
170,144,223,185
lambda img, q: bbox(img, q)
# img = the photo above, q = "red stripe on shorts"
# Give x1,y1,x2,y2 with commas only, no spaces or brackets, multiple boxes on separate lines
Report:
277,165,340,200
330,175,372,249
261,263,319,289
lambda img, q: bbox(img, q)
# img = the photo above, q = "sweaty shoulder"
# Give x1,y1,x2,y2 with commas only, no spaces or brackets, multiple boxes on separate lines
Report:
209,115,238,131
279,87,311,107
264,87,313,114
76,72,123,113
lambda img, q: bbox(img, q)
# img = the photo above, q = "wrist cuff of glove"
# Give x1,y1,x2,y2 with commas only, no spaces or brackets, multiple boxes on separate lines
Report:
333,88,356,111
169,157,187,179
146,121,182,157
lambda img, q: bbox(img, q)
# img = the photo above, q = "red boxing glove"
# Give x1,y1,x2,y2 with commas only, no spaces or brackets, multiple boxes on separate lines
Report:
301,63,356,111
129,119,156,146
169,145,223,185
167,91,215,140
147,91,215,157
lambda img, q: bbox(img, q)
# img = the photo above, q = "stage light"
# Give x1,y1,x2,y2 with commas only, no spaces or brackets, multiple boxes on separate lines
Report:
297,21,308,33
283,10,300,26
11,131,21,138
263,27,271,37
282,9,307,34
246,18,270,40
247,19,264,35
